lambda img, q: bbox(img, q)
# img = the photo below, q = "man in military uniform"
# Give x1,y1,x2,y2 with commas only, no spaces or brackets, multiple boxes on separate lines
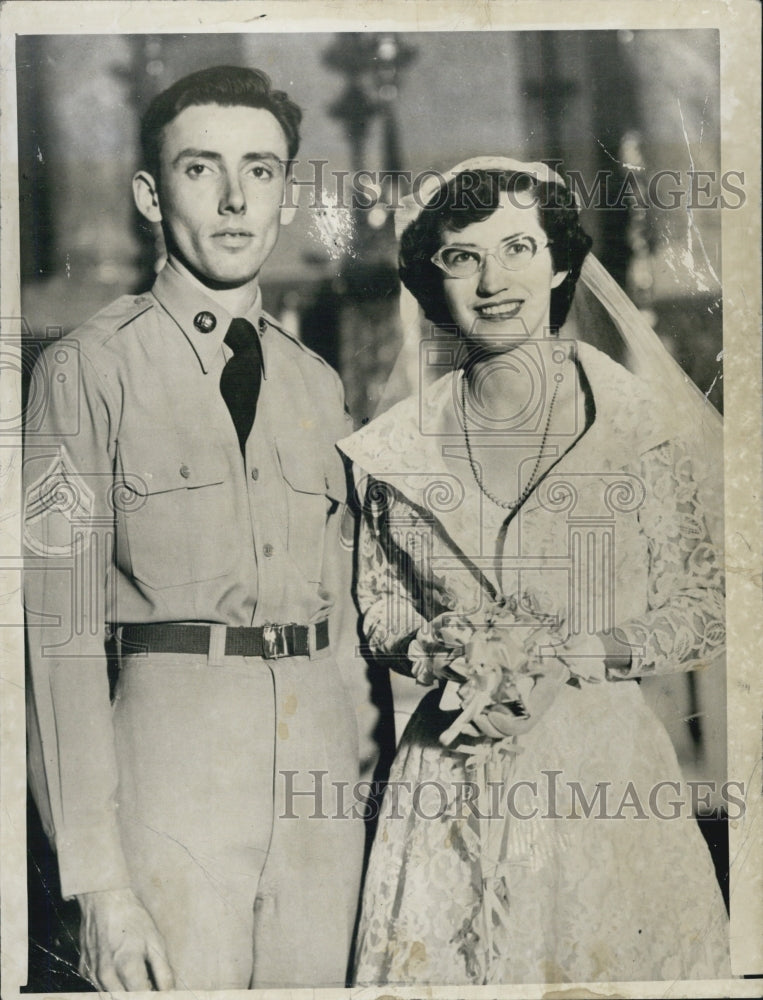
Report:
24,65,364,991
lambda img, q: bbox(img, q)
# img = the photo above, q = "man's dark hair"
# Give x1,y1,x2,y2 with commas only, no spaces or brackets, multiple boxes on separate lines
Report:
399,169,592,331
140,65,302,182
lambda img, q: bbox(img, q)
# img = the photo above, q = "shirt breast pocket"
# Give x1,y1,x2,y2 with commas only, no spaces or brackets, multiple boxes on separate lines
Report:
276,439,346,585
116,449,236,590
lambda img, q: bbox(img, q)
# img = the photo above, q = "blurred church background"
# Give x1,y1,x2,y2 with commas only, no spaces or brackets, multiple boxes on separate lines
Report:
17,29,727,990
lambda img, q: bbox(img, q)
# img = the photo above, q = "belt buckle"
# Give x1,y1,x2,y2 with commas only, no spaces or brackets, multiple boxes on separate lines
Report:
262,623,288,659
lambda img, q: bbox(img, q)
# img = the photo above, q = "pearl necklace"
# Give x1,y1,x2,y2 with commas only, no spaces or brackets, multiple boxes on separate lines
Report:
461,371,560,511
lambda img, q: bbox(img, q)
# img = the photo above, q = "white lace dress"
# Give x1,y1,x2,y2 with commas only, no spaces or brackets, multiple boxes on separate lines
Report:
339,343,730,985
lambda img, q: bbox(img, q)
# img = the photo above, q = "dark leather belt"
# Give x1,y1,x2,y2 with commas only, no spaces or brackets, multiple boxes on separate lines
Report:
118,620,329,659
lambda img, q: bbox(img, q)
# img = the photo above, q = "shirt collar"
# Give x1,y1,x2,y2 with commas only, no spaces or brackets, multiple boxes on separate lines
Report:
339,342,674,579
151,260,267,375
340,341,673,499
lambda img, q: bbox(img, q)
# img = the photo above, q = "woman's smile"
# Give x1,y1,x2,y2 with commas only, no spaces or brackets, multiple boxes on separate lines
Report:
441,192,566,350
473,297,525,321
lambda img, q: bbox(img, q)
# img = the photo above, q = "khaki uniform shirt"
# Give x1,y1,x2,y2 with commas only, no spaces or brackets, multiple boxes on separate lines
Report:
24,261,354,897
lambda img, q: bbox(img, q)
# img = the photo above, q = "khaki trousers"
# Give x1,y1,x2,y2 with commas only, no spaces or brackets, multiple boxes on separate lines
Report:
112,644,364,990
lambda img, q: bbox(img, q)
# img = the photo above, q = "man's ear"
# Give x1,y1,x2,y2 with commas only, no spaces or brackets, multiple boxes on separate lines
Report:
133,171,162,224
280,174,299,226
551,269,568,289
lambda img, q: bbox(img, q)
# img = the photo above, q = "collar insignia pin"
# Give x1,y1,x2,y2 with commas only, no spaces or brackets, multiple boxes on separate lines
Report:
193,311,217,334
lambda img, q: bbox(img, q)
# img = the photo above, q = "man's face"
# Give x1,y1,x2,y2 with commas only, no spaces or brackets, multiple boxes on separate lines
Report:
154,103,290,288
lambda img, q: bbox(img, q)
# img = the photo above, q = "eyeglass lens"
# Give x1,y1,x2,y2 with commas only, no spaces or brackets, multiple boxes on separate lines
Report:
438,235,541,276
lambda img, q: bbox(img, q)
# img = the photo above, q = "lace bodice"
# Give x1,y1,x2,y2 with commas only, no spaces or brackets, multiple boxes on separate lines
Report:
341,343,725,682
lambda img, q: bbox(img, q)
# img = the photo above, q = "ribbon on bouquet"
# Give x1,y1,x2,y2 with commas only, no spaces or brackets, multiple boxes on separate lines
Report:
432,596,570,980
461,741,517,983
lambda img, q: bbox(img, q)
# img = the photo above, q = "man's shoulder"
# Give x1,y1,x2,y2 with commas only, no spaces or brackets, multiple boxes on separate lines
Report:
263,311,338,380
62,293,156,354
262,312,351,435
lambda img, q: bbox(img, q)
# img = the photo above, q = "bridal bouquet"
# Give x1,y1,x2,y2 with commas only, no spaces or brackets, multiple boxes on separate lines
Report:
418,593,568,747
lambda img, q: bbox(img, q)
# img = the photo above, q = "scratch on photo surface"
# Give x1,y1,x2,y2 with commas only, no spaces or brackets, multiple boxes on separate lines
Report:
676,98,721,289
699,93,709,148
0,449,18,486
541,987,626,999
0,667,24,689
733,530,751,553
30,940,81,977
142,822,244,915
592,134,644,172
725,559,763,588
727,758,762,865
28,850,82,975
704,349,723,402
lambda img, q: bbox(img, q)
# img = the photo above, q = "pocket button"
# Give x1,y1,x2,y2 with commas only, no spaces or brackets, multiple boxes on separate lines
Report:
179,465,191,479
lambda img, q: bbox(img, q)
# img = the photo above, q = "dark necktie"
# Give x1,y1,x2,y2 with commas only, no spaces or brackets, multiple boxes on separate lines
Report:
220,318,263,454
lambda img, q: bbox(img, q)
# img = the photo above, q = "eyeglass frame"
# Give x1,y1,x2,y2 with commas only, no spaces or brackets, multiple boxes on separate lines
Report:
430,235,553,278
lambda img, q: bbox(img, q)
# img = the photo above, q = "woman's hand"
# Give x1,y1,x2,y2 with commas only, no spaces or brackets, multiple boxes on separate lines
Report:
407,612,473,685
556,632,610,682
471,655,570,738
470,632,614,737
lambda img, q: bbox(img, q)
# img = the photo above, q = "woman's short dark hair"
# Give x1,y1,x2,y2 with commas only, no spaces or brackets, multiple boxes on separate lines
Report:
140,65,302,183
399,169,592,331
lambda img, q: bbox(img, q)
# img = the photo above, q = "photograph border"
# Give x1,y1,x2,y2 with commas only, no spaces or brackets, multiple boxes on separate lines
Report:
1,2,761,997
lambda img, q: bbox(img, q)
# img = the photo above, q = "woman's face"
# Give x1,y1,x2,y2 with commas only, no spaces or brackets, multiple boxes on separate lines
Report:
439,192,567,352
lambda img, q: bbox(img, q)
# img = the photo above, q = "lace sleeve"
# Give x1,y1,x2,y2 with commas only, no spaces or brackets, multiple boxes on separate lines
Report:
355,478,430,671
609,440,725,679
